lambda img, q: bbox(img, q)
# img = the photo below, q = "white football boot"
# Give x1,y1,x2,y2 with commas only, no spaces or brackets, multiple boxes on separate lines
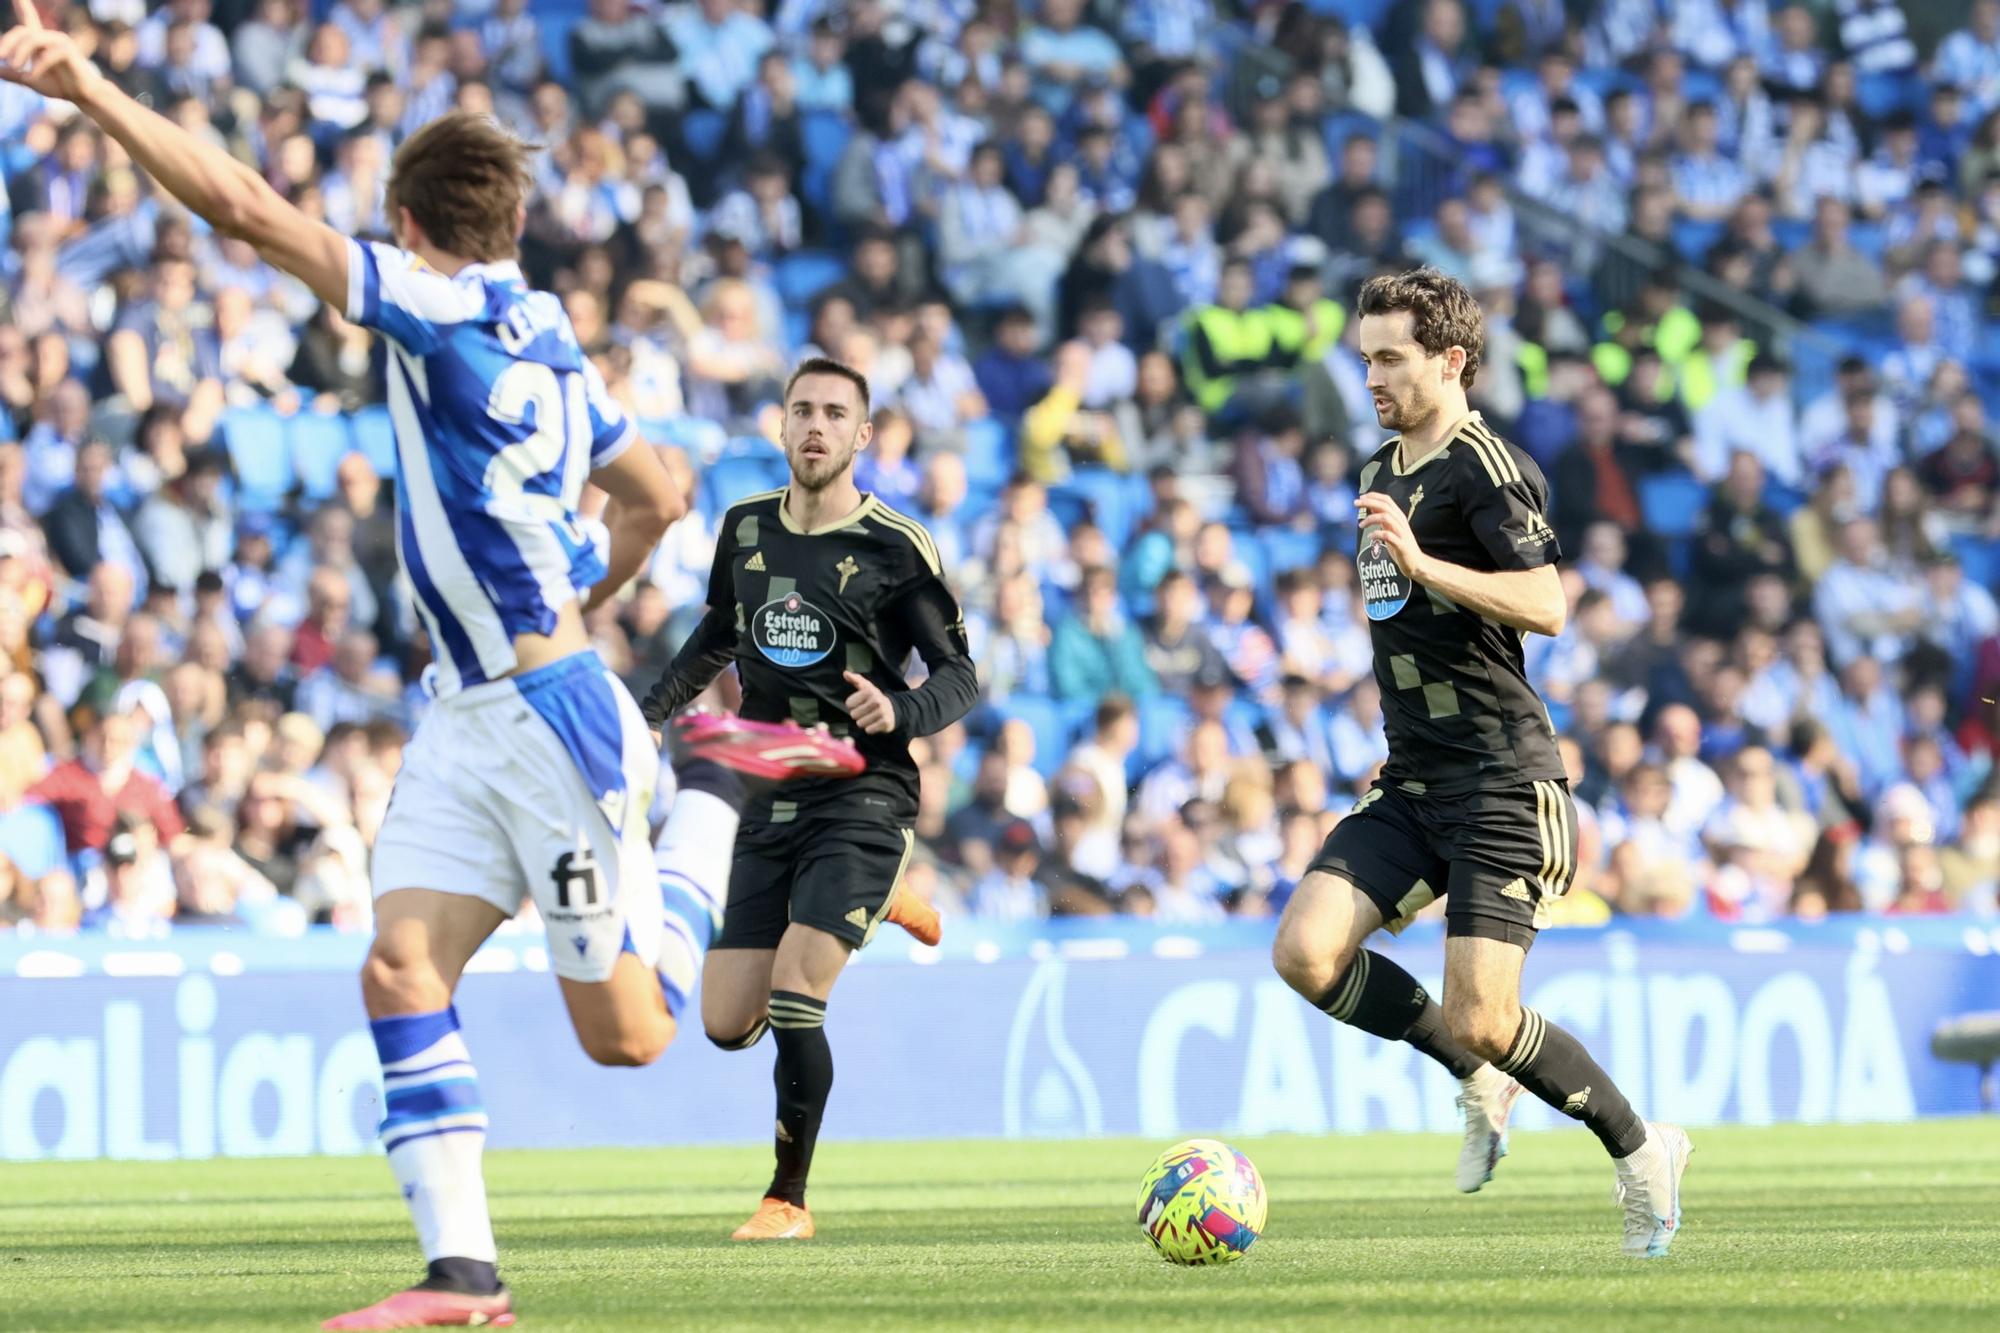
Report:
1614,1122,1694,1257
1454,1064,1524,1193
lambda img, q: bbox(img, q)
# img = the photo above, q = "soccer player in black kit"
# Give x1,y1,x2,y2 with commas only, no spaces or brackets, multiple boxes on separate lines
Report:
1270,269,1692,1257
641,357,977,1240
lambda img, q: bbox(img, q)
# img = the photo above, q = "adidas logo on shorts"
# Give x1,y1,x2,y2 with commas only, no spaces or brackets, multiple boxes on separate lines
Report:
846,907,869,928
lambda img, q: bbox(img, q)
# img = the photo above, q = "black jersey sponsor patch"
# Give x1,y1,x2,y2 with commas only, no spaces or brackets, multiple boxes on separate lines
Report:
1359,538,1412,620
754,592,837,667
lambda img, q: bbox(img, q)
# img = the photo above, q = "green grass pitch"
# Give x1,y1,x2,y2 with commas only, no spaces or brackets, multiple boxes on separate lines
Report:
3,1121,1997,1331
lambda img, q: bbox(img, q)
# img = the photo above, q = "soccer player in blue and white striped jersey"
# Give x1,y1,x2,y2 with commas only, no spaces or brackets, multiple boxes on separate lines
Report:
0,10,860,1328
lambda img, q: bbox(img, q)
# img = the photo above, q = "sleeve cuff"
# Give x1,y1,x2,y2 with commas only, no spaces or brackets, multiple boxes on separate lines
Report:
343,238,368,324
593,418,638,469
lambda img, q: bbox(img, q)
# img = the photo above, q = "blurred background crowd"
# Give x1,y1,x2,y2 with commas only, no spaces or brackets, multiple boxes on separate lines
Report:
2,0,1999,939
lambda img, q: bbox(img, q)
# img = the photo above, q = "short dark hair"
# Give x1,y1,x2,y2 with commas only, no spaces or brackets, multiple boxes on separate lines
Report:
1355,266,1485,389
784,356,871,415
1096,694,1137,732
385,112,533,261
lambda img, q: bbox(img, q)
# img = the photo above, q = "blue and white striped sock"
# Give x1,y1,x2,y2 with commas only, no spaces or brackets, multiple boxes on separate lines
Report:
372,1007,496,1264
652,788,737,1018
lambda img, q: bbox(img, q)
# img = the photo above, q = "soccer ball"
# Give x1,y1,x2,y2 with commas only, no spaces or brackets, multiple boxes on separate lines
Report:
1135,1138,1267,1265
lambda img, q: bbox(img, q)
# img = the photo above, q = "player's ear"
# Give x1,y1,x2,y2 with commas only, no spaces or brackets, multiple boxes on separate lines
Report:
854,418,873,453
1442,344,1468,387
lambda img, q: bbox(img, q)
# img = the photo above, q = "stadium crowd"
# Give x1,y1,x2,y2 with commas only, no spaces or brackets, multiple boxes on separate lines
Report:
2,0,1999,939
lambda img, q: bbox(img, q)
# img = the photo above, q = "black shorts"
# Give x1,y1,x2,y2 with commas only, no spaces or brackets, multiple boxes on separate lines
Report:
1308,778,1578,950
712,805,917,952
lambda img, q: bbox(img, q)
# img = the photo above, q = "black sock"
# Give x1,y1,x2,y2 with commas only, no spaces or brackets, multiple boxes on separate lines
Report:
675,758,747,813
767,990,832,1207
1317,950,1484,1080
418,1257,501,1296
1497,1008,1648,1157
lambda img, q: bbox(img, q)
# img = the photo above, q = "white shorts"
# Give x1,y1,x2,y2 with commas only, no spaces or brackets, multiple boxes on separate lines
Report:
373,651,663,982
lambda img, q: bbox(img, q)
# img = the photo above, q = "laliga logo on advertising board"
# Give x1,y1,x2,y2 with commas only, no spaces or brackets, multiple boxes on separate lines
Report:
0,976,381,1161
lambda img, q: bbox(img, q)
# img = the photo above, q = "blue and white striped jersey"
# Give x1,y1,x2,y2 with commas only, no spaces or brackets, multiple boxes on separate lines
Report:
344,239,635,697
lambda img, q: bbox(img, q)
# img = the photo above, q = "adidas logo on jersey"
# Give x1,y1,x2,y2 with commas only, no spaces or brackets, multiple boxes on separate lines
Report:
1501,878,1533,902
746,551,766,571
846,907,869,928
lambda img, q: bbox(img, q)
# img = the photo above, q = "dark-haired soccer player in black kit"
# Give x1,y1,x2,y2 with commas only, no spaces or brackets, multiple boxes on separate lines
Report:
640,357,977,1241
1271,269,1692,1258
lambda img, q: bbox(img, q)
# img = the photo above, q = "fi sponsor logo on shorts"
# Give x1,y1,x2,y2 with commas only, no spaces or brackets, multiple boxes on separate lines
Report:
754,592,838,667
546,838,614,957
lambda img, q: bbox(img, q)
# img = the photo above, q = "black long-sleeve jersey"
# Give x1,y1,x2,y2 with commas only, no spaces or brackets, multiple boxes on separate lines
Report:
1356,412,1568,797
640,489,978,819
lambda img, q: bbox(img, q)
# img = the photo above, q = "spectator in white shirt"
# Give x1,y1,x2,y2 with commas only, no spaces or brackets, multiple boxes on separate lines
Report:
1881,294,1946,416
1934,0,2000,114
1813,516,1926,665
969,819,1051,921
1652,703,1726,845
1803,388,1902,514
889,330,988,453
1693,352,1802,486
1799,356,1899,467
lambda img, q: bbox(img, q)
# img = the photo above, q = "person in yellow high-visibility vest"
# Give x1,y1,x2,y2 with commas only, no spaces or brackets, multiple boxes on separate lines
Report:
1676,305,1757,415
1181,258,1292,416
1263,264,1347,366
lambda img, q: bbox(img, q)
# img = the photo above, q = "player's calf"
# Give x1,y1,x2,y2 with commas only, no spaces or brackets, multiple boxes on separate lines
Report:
562,954,678,1066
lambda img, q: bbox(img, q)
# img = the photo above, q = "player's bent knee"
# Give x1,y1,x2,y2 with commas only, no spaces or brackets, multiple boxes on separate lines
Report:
1271,928,1345,999
578,1021,671,1068
706,1017,769,1051
1444,1001,1518,1064
1270,877,1364,998
359,940,449,1018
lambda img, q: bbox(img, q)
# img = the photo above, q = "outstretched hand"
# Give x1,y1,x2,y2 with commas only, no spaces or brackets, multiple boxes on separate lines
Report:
0,2,105,104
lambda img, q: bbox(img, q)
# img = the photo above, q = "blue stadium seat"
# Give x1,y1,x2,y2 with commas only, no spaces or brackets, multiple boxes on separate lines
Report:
1320,110,1381,164
1848,220,1888,263
1671,218,1725,263
679,108,728,162
538,11,580,84
963,418,1015,492
289,412,353,502
642,414,729,460
801,110,852,172
1949,534,2000,590
1762,480,1807,520
1001,694,1074,778
1682,68,1723,106
1230,533,1273,601
1053,467,1137,548
782,306,811,351
350,404,397,478
698,447,787,516
1136,694,1192,776
220,404,295,513
1772,218,1811,252
1302,0,1392,34
1639,470,1709,540
775,250,847,310
1976,320,2000,372
1260,528,1321,579
1856,71,1921,120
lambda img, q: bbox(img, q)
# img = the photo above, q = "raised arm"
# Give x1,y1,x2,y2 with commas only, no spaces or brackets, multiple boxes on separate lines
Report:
1,11,349,310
